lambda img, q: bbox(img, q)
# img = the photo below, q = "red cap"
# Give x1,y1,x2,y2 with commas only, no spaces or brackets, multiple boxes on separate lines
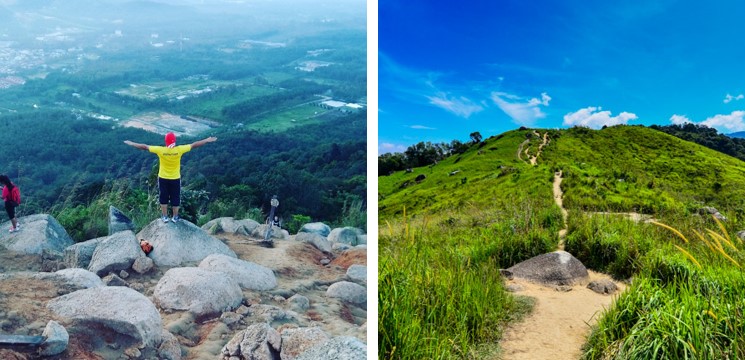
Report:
165,132,176,147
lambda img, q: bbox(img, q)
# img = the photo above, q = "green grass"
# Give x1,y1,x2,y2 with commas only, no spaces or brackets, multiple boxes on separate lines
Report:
379,203,555,359
245,104,329,132
380,125,745,359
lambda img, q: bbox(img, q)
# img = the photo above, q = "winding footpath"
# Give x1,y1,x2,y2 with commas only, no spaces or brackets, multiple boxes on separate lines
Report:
497,135,623,360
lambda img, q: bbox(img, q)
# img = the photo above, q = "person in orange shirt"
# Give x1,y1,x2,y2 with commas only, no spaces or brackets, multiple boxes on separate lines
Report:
124,132,217,223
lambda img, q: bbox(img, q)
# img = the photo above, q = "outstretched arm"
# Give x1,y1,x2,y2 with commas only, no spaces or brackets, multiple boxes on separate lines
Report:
124,140,149,151
191,136,217,149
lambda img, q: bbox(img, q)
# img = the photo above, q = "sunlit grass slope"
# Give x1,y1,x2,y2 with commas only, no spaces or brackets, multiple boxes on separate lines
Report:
379,125,745,359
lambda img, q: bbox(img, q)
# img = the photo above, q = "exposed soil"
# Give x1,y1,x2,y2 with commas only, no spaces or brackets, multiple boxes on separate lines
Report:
498,271,625,360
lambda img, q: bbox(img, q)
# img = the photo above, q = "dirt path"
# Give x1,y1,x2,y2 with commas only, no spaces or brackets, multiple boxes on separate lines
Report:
554,170,568,250
529,132,550,166
498,271,624,360
496,170,624,360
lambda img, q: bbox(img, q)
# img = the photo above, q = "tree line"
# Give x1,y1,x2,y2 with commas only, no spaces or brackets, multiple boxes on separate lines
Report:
378,132,481,175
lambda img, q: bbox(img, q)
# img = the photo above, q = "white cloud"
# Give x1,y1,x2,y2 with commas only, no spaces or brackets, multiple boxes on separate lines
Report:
563,106,637,129
410,125,436,130
491,92,551,126
670,114,691,125
427,93,483,118
700,111,745,132
378,142,408,155
724,93,745,104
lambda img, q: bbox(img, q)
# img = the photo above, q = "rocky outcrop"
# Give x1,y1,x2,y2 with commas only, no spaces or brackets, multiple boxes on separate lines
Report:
221,323,281,360
88,230,142,276
0,214,74,255
202,217,260,235
158,329,182,360
701,206,726,221
47,286,162,348
137,219,237,266
295,232,332,253
108,206,135,235
294,336,367,360
153,267,243,316
326,281,366,306
328,227,365,246
502,250,589,286
298,222,331,237
198,254,277,291
280,327,330,360
287,294,310,313
63,237,104,269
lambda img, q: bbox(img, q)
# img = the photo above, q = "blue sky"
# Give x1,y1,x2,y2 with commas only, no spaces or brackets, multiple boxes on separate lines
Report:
378,0,745,154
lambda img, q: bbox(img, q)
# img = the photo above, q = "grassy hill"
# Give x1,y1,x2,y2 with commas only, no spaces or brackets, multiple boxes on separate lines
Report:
379,125,745,359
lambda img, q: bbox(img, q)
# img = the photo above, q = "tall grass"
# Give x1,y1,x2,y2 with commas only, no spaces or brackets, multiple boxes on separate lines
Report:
581,216,745,359
379,201,560,359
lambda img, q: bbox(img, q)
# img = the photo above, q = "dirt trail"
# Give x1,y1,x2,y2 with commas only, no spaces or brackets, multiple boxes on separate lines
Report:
496,169,624,360
554,170,568,250
529,132,550,166
498,271,624,360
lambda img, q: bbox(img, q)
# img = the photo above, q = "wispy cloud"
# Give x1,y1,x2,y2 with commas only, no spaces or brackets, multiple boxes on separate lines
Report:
724,93,744,103
670,114,692,125
491,92,551,126
563,106,637,129
378,142,408,155
380,52,483,118
410,125,436,130
427,93,482,118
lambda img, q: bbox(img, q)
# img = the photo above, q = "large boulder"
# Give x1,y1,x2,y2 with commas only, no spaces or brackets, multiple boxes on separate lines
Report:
298,222,331,237
328,227,364,246
137,219,236,267
199,254,277,291
0,214,74,255
153,267,243,316
88,231,142,276
294,336,367,360
39,320,68,356
326,281,366,306
47,286,162,348
295,232,332,253
63,237,104,268
252,224,290,240
222,323,281,360
346,265,366,285
503,250,589,286
202,217,260,235
54,268,103,288
108,206,135,235
280,327,330,360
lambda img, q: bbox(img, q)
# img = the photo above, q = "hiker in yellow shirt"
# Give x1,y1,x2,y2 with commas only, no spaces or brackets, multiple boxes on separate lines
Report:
124,132,217,223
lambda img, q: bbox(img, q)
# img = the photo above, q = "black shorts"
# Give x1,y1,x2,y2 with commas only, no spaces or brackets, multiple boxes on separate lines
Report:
158,178,181,206
5,200,17,219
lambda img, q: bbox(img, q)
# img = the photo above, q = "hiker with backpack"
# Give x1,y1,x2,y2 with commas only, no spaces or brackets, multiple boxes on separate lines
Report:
0,175,21,233
124,132,217,223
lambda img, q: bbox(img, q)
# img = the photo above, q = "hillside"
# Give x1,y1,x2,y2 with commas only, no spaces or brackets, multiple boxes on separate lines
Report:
379,125,745,220
379,125,745,359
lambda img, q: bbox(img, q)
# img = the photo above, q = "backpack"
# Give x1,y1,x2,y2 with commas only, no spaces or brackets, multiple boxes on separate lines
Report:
10,186,20,205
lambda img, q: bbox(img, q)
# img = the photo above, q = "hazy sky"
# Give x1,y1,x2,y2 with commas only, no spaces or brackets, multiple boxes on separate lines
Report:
378,0,745,153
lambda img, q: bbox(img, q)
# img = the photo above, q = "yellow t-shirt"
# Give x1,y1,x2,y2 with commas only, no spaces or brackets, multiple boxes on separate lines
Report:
149,145,192,179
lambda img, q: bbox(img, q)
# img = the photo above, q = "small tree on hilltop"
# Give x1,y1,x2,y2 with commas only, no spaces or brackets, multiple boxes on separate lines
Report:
469,131,482,144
